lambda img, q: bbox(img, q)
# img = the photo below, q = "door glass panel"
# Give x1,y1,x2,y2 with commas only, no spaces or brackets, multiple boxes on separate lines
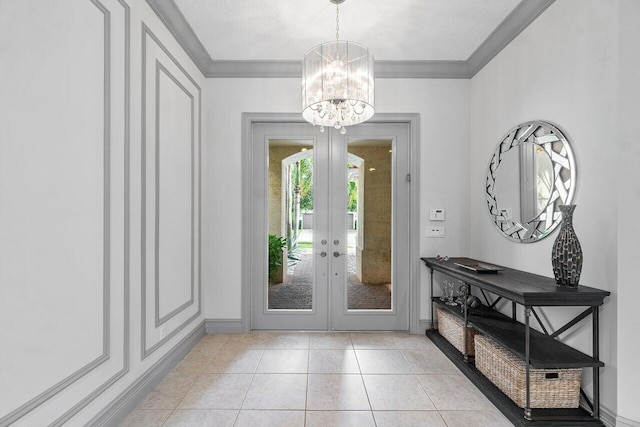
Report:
346,139,392,310
267,139,314,310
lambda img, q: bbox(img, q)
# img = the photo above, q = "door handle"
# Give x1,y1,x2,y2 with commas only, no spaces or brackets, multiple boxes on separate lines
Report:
316,251,327,257
333,251,345,257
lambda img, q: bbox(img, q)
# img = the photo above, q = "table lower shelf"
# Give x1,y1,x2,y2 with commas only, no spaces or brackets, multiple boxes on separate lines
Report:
432,298,602,368
426,329,603,427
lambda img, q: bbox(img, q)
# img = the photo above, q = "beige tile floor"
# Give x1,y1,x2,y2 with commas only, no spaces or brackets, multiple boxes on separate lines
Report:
120,332,513,427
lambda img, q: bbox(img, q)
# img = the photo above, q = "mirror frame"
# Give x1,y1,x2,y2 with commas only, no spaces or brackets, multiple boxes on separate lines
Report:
485,121,577,243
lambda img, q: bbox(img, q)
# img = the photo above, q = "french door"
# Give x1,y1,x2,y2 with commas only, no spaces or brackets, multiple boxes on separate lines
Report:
250,122,410,330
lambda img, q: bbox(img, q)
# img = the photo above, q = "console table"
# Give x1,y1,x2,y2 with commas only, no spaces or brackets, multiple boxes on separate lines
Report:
421,257,610,426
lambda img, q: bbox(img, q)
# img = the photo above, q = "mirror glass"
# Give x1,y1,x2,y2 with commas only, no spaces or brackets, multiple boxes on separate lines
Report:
486,121,576,243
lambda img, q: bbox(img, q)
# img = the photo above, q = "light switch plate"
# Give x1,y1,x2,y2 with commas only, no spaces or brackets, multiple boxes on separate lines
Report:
429,208,445,221
426,226,445,238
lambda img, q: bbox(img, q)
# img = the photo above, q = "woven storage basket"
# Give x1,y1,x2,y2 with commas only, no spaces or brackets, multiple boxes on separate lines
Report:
475,334,582,408
436,307,478,355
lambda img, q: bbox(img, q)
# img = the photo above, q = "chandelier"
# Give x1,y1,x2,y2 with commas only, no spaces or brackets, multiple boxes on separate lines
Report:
301,0,375,134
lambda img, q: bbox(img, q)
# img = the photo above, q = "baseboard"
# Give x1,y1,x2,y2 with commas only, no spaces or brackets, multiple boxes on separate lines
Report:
599,405,618,427
419,319,435,334
205,318,243,333
616,415,640,426
90,321,205,426
578,396,617,426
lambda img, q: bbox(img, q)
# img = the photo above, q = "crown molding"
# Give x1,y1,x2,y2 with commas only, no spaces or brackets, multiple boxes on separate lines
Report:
205,60,299,78
146,0,555,79
144,0,211,76
467,0,555,77
376,60,470,79
194,60,471,79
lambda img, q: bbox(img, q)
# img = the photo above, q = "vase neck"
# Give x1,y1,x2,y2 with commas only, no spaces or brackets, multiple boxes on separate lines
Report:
559,205,576,226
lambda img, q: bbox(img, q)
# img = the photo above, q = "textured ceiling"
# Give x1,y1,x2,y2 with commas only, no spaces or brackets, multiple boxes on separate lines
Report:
173,0,521,61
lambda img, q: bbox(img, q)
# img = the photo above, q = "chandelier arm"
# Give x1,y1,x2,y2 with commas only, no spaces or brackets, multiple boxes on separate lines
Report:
345,55,368,65
314,50,334,63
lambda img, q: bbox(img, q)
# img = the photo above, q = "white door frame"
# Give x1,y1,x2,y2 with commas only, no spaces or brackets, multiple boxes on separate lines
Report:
241,112,421,333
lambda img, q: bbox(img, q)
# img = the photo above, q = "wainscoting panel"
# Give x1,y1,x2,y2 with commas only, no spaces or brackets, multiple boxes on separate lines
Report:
0,0,129,424
141,23,202,359
155,61,195,325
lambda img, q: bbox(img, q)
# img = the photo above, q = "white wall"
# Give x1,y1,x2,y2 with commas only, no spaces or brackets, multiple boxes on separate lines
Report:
202,78,470,322
0,0,204,424
616,1,640,424
470,0,624,420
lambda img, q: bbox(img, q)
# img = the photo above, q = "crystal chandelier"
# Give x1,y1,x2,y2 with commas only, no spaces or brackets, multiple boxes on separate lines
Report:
301,0,375,134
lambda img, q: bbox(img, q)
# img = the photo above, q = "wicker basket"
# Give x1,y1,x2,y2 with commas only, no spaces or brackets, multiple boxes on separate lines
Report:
436,307,479,355
475,334,582,408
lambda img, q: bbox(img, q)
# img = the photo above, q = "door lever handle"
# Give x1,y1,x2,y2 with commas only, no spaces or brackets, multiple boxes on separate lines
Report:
316,251,327,257
333,251,345,257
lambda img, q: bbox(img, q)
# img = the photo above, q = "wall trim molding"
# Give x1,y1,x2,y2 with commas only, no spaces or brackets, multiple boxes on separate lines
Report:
205,319,244,334
141,22,202,359
88,322,205,427
145,0,555,79
0,0,130,424
153,59,196,328
50,0,132,424
405,114,421,334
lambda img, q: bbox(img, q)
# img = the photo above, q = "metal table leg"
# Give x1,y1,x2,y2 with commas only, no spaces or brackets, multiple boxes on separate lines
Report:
524,306,532,420
430,268,434,330
462,283,469,363
593,306,600,419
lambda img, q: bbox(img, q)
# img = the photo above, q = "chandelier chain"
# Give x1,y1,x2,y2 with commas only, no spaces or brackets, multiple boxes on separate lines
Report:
335,3,339,41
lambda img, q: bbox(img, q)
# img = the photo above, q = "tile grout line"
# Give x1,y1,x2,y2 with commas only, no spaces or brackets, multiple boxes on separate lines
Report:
304,336,311,426
401,338,440,414
402,334,447,424
350,332,378,426
232,340,265,425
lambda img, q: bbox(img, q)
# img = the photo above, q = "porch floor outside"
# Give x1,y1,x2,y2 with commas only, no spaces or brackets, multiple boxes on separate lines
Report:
268,230,391,310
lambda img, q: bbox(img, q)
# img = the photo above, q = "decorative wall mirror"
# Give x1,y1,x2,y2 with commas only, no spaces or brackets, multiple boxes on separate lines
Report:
486,121,576,243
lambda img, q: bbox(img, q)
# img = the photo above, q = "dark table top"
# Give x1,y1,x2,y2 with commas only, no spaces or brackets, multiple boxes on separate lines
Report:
421,257,610,306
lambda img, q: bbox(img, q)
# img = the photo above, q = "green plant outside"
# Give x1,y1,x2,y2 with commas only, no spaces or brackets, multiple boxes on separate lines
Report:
268,234,287,284
347,180,357,212
299,158,313,211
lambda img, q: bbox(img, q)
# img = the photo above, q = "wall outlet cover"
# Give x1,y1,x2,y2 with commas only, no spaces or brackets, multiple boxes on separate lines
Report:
426,226,445,238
